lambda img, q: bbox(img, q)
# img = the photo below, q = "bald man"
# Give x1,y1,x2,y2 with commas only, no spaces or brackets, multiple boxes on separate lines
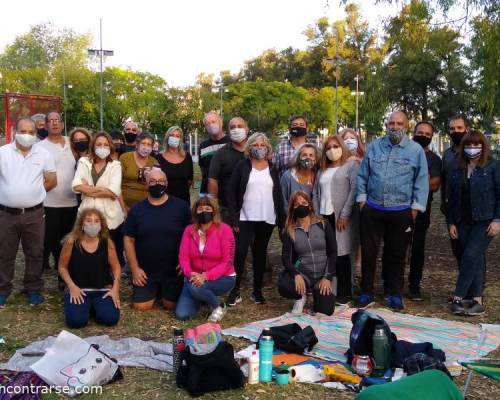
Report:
356,111,429,310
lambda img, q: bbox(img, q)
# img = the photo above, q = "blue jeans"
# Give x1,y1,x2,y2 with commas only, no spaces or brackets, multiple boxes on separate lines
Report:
64,291,120,328
175,276,235,320
454,221,493,298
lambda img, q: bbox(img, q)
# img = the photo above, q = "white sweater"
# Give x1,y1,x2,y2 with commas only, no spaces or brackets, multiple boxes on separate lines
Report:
72,157,125,229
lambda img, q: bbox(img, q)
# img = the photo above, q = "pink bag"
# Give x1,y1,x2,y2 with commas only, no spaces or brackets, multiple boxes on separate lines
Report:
184,323,222,355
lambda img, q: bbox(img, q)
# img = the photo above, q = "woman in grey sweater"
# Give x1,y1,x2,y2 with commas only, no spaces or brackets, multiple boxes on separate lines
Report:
313,135,360,303
278,191,336,315
280,143,320,211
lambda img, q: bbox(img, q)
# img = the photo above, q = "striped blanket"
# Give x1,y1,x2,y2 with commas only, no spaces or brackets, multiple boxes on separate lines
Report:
223,307,500,362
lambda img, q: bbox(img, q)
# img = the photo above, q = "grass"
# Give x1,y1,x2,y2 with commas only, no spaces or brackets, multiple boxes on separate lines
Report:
1,197,499,399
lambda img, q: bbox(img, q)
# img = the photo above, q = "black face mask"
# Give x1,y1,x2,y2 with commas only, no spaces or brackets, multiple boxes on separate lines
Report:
197,211,213,224
124,132,137,143
413,136,431,148
293,205,310,219
290,127,307,137
450,132,465,146
37,128,48,140
148,184,167,198
73,140,89,152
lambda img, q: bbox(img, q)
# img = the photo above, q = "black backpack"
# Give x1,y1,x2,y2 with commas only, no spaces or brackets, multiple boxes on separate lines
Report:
346,310,397,363
257,324,318,354
176,341,244,397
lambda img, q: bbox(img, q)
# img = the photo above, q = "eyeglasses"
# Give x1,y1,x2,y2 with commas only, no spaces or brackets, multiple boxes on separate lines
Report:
199,193,213,199
149,179,167,185
47,119,61,123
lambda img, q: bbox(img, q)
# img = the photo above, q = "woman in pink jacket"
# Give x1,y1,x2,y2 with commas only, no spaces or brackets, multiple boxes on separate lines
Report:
175,196,236,322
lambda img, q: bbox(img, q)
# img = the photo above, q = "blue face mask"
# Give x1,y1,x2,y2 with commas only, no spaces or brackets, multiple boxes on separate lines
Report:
251,147,267,160
168,136,180,148
464,146,482,159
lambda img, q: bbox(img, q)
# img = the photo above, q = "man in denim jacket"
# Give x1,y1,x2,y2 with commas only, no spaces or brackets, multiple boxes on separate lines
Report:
356,111,429,310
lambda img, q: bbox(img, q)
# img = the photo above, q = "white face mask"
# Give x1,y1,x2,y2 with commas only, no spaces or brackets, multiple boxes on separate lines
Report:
344,138,358,152
229,128,247,143
95,147,111,159
83,222,101,237
168,136,180,147
15,133,36,148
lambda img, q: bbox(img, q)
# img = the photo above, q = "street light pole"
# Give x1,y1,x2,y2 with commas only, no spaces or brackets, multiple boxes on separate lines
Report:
88,18,114,131
355,74,359,132
62,68,67,135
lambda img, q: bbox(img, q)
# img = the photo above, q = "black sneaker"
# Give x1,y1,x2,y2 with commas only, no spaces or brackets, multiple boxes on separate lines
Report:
250,291,266,304
450,300,465,315
227,291,242,307
465,300,485,316
408,288,423,301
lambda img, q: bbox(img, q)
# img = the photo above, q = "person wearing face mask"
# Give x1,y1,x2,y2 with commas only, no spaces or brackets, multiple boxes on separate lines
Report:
119,132,158,209
407,122,442,301
312,135,360,304
280,143,319,211
110,130,126,159
199,111,230,195
72,132,125,267
122,121,141,152
0,118,57,308
447,131,500,316
273,115,310,176
356,111,429,311
58,208,121,328
31,113,48,141
340,128,366,161
208,117,248,221
69,128,92,162
156,126,193,204
278,191,336,315
124,168,191,312
35,111,79,277
175,196,236,322
226,133,285,306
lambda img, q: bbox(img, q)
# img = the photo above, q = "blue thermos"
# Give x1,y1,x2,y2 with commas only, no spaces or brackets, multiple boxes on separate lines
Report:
258,329,274,382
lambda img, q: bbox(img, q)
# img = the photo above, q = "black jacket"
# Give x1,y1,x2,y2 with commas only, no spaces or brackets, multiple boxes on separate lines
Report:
447,159,500,224
227,158,285,229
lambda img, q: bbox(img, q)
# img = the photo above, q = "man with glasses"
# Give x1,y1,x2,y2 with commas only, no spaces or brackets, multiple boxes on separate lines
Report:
123,168,191,312
408,121,442,301
36,111,78,278
273,115,310,176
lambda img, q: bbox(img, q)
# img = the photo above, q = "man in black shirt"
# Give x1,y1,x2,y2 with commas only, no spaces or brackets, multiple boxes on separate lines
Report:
408,121,442,300
198,111,229,194
208,116,248,221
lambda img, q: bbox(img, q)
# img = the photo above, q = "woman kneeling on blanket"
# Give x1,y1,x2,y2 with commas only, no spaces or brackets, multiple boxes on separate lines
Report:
59,208,121,328
175,196,236,322
278,191,337,316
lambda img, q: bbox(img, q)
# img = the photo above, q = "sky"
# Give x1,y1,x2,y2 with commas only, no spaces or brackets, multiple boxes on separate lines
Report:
1,0,406,87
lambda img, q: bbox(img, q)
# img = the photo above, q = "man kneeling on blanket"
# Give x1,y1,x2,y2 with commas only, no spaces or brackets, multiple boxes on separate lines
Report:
278,191,336,315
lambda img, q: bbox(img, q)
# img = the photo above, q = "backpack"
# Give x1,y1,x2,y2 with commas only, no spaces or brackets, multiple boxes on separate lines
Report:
346,310,397,363
257,324,318,354
176,341,244,397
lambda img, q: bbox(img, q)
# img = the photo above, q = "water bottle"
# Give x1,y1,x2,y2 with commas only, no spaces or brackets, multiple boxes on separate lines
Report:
258,329,274,382
172,327,184,376
372,325,390,377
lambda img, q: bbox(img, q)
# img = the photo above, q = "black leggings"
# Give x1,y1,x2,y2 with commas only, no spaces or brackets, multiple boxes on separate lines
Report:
278,271,335,316
233,221,274,292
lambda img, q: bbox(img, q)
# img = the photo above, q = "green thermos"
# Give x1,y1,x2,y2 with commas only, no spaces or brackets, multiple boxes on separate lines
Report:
372,325,390,377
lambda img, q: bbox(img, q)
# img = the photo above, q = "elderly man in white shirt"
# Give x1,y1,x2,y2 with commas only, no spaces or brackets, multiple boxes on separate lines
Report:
0,117,57,308
36,111,78,276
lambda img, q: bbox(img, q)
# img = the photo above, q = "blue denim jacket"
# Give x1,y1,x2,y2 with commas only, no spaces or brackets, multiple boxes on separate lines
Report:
447,159,500,224
356,135,429,212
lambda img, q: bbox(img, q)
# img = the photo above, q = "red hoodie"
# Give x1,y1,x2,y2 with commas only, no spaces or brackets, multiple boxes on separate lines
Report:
179,222,235,281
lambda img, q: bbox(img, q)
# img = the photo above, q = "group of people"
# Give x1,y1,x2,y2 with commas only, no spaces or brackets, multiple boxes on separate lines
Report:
0,109,497,330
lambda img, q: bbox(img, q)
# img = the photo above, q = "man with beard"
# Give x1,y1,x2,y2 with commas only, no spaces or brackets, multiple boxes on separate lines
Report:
356,111,429,311
273,115,309,176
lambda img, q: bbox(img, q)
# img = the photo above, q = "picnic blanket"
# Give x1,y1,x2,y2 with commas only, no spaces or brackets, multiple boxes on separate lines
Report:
0,335,173,373
223,307,500,363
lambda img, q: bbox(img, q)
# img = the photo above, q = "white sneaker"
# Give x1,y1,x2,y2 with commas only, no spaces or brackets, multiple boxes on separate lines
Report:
208,303,227,322
292,295,306,314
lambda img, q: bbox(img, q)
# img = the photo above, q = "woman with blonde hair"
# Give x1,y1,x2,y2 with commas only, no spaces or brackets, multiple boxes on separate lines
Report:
176,196,236,322
280,142,319,211
226,132,285,306
155,126,194,204
278,191,336,315
313,135,360,303
340,128,365,160
58,208,121,328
